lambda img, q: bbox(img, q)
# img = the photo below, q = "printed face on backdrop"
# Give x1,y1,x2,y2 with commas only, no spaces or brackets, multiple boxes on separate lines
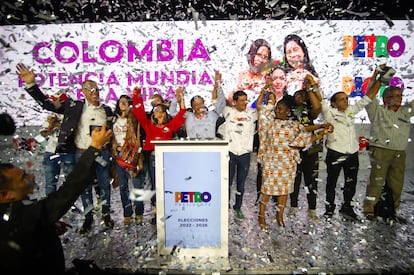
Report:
285,40,305,69
247,39,272,75
271,68,287,96
342,76,355,95
253,46,270,69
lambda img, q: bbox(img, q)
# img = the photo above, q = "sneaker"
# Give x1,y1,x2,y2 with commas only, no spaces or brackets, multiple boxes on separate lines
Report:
79,216,93,234
308,209,319,221
289,207,298,216
339,205,358,220
234,209,245,221
123,216,132,225
135,215,143,224
103,214,114,229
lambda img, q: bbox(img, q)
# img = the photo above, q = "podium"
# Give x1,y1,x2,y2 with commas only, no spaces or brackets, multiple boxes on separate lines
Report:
153,140,229,258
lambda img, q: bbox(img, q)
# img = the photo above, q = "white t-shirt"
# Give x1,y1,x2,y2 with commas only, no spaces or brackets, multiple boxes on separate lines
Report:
219,106,257,155
113,116,127,147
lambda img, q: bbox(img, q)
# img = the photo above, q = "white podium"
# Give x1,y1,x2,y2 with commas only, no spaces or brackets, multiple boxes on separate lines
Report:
153,140,229,258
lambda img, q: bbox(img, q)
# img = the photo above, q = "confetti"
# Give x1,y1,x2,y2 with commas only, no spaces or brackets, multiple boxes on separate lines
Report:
0,2,414,274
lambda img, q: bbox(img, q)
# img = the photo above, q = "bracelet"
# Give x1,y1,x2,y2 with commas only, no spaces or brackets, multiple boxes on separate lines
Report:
308,86,319,92
25,82,36,89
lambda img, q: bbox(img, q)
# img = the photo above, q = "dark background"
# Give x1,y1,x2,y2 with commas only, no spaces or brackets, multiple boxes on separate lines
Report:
0,0,412,25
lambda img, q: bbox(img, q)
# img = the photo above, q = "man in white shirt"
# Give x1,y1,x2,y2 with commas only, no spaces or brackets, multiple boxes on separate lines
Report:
319,69,380,220
218,90,257,220
16,63,115,234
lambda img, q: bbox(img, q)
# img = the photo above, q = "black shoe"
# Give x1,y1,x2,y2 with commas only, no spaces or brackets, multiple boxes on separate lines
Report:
364,212,377,221
151,215,156,225
79,216,93,234
324,211,334,218
339,205,358,220
392,215,408,224
103,214,114,229
324,204,335,218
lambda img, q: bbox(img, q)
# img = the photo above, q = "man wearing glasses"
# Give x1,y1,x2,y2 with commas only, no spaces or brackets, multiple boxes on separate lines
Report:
16,63,115,234
363,65,413,223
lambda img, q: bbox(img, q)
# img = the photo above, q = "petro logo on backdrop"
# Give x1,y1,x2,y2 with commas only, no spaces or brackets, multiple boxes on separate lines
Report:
175,191,212,203
342,35,406,58
341,35,406,96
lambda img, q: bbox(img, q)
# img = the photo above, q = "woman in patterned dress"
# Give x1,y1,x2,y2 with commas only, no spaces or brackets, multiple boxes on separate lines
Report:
257,95,328,229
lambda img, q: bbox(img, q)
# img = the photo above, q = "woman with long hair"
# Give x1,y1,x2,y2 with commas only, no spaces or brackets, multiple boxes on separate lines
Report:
112,95,145,224
132,87,187,223
283,34,320,96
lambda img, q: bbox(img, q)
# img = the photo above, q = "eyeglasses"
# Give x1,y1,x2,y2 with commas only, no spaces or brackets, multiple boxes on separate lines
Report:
83,86,98,93
255,53,269,60
386,94,402,99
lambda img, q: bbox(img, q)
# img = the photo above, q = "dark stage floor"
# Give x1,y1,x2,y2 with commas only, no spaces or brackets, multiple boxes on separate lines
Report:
1,128,414,275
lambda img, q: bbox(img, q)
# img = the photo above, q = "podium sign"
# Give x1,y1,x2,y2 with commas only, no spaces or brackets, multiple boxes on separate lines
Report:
153,140,229,258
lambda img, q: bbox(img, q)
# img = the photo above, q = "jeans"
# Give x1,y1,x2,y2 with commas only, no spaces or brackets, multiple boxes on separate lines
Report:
43,152,75,195
77,149,112,218
43,152,61,195
229,152,251,211
115,160,146,217
325,149,359,212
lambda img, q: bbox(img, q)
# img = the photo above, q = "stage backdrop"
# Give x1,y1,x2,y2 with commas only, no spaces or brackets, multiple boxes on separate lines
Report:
0,20,413,126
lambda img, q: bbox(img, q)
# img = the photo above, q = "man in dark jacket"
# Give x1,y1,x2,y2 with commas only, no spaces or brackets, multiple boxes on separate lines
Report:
0,125,112,274
16,63,116,233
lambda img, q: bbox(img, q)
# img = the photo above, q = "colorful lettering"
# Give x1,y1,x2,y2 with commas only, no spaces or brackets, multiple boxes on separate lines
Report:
33,39,211,64
341,75,405,98
342,35,405,58
175,192,212,203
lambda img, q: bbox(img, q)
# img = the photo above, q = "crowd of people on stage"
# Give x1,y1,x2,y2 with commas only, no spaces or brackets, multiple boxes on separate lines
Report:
1,33,413,273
